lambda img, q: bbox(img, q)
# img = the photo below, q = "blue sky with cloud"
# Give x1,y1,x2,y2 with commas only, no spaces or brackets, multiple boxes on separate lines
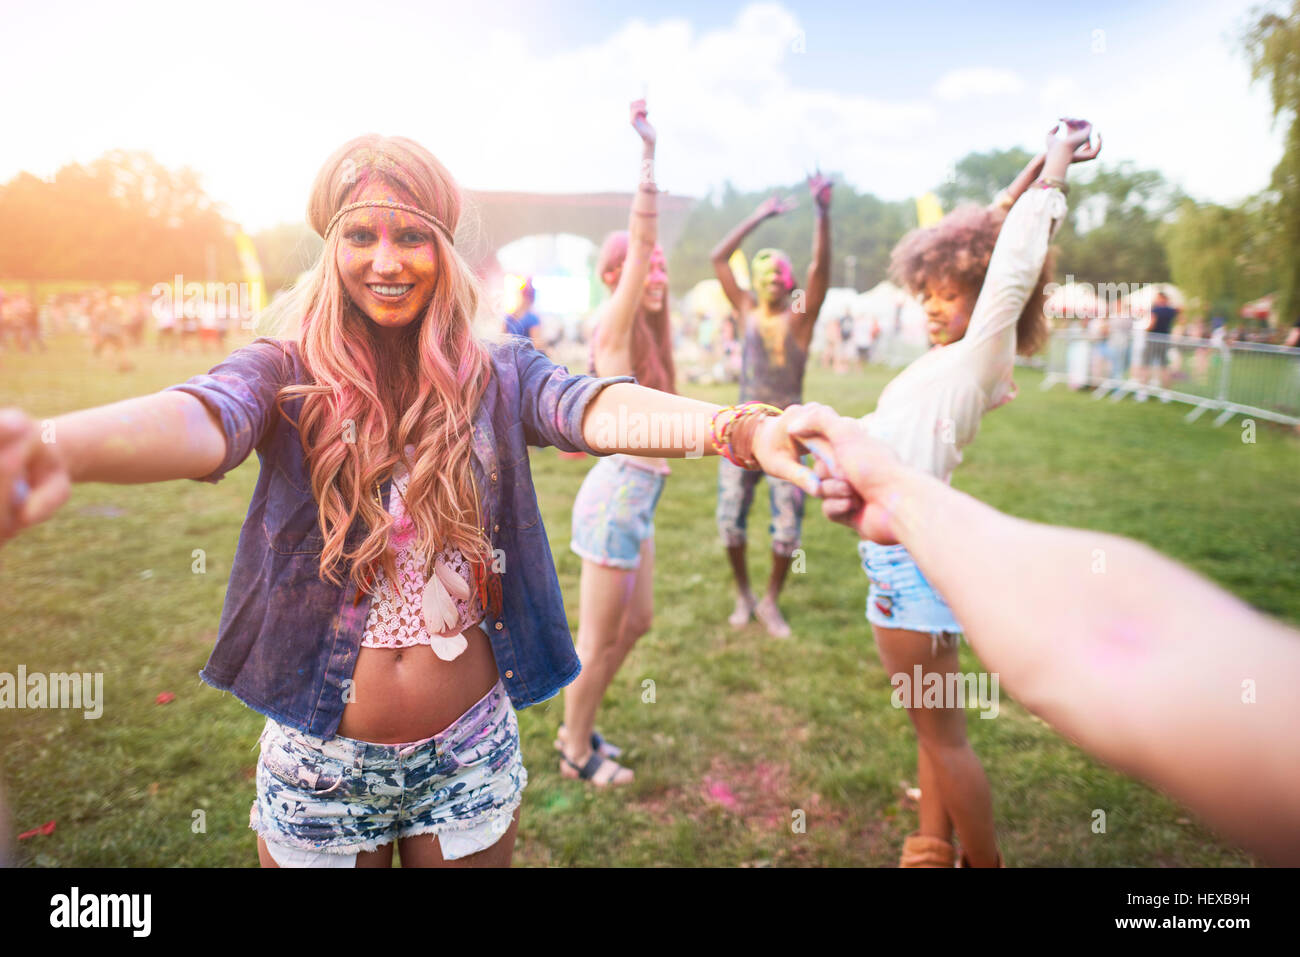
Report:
0,0,1282,230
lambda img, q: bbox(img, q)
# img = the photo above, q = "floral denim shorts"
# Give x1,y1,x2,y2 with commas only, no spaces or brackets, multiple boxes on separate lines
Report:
716,457,805,557
249,679,526,864
859,541,963,646
570,455,667,570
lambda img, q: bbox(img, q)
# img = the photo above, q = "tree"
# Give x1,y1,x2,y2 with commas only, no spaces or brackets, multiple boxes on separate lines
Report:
0,151,238,284
1161,196,1281,316
937,147,1036,208
667,179,912,294
1245,1,1300,324
1051,162,1182,288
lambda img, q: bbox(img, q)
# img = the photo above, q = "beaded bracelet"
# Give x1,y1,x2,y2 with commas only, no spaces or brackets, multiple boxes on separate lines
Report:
1034,176,1068,196
710,400,782,469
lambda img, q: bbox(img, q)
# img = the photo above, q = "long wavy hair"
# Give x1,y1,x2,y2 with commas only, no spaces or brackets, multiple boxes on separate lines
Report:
269,135,496,600
889,203,1055,356
593,231,676,393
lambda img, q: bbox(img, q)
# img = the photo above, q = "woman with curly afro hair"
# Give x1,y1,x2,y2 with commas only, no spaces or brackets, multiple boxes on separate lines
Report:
856,119,1101,868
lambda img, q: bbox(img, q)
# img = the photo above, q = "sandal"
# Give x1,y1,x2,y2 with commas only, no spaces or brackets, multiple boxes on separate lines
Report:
558,750,634,787
554,724,623,760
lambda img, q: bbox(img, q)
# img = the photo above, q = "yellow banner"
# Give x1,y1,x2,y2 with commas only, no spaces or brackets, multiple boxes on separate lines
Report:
916,192,944,228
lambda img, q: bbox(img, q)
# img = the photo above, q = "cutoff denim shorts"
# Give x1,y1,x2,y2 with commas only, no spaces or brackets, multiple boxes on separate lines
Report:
570,455,667,570
249,679,525,863
859,541,963,642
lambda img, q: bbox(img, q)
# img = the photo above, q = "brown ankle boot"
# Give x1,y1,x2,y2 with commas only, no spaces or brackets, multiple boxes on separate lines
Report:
899,832,956,867
957,849,1004,868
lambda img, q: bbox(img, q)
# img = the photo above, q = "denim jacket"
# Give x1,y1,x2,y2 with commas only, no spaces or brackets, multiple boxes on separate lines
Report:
164,336,633,739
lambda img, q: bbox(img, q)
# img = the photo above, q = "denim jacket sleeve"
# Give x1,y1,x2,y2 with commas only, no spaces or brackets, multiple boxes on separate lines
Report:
161,337,293,484
512,339,635,452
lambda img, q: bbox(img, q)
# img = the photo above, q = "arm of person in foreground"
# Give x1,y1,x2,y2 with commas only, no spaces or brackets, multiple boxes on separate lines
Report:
1,340,288,546
0,393,226,543
789,405,1300,865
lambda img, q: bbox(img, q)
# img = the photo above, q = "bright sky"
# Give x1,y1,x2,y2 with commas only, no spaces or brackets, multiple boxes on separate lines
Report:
0,0,1283,231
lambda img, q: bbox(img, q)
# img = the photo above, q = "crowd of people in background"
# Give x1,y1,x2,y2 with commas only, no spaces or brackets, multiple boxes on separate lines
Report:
0,287,240,364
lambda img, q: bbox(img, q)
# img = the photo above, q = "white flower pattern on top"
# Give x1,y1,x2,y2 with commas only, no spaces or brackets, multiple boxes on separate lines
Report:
361,449,484,650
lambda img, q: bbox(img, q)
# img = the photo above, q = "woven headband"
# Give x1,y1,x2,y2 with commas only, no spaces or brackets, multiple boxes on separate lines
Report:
323,200,454,245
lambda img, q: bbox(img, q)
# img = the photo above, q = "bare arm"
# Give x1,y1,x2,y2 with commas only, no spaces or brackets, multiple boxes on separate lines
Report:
592,99,659,375
579,382,820,493
53,391,227,483
993,152,1045,210
795,408,1300,865
0,391,227,544
795,173,833,347
710,196,792,314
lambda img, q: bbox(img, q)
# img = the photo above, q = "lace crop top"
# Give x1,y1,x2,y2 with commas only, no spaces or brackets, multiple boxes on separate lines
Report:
360,446,485,657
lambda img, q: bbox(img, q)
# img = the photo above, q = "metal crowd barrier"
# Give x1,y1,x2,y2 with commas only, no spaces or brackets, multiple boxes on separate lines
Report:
1040,329,1300,427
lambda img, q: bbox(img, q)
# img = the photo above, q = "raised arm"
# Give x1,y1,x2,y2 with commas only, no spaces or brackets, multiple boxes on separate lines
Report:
710,195,794,314
795,171,833,345
991,151,1046,211
592,99,659,374
961,121,1099,390
795,407,1300,866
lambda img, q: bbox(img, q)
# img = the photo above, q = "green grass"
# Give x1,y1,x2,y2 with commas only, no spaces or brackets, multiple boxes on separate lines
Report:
2,335,1297,867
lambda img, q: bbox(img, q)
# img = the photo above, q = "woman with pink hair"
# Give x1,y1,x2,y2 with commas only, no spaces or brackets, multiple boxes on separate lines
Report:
559,99,675,786
0,129,822,866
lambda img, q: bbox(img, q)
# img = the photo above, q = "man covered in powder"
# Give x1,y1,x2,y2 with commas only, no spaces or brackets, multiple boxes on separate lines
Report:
710,173,832,637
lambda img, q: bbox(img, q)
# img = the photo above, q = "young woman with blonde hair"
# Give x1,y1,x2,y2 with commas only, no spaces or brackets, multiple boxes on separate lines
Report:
0,131,822,867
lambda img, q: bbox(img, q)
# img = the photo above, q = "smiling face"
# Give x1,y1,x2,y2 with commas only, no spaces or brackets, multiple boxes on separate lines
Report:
920,279,978,346
641,246,668,312
335,182,440,333
751,249,794,305
600,242,669,312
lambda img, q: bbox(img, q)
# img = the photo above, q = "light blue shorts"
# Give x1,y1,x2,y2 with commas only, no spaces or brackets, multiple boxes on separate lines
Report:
570,455,667,570
859,541,963,640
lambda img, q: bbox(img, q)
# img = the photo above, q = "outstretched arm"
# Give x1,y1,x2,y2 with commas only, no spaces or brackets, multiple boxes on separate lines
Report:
992,152,1045,211
578,382,820,495
710,195,793,314
795,172,833,347
792,406,1300,866
0,391,227,545
592,99,659,376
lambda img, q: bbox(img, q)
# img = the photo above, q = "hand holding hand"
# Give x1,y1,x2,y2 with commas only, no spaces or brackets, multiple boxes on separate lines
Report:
783,404,906,544
0,408,71,548
748,403,828,496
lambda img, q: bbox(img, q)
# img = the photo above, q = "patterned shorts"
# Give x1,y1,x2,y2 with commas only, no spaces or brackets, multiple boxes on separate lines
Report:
716,457,805,556
570,455,667,570
859,541,963,648
249,679,526,863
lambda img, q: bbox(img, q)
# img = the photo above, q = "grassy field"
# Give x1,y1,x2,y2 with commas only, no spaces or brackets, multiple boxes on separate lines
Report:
1,335,1297,867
